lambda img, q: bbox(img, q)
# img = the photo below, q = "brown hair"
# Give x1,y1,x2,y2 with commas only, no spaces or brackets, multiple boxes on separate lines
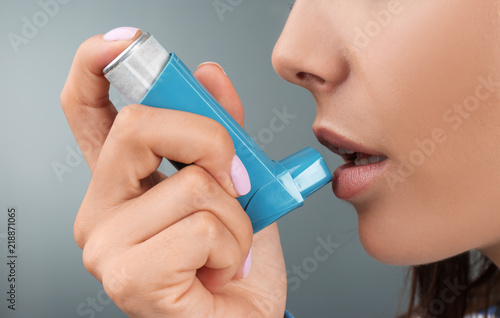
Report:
404,251,500,318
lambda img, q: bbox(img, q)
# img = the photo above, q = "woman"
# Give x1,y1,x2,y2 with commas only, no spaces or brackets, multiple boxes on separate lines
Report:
60,1,500,317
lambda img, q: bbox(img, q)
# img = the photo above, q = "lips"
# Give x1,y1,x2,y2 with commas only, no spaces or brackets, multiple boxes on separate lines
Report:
314,127,388,200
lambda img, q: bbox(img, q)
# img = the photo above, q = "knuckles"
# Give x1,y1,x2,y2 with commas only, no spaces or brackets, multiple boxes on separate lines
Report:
188,211,226,242
73,217,86,250
101,263,140,315
73,205,93,250
207,121,234,160
178,166,253,251
59,88,71,111
178,165,221,209
110,104,236,186
110,104,147,140
61,38,254,315
80,226,119,281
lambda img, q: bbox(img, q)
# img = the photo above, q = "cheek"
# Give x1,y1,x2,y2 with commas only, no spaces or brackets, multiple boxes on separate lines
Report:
353,0,500,264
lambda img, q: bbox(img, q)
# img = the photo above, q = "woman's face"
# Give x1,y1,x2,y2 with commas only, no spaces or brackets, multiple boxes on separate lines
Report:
272,0,500,265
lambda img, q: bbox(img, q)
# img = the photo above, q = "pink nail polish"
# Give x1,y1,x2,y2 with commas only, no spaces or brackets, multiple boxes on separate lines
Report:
242,249,252,279
231,155,251,196
103,27,140,41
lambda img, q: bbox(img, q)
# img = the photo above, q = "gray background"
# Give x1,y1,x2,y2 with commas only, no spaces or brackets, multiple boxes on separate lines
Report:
0,0,409,317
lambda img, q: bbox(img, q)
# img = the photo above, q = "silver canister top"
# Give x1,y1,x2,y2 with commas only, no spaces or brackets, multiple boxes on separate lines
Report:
104,32,170,104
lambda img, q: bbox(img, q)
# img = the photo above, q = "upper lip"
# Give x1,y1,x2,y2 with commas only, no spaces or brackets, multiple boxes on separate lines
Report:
313,126,386,158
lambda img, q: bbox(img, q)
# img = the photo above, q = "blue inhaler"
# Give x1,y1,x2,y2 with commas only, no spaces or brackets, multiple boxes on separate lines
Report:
103,33,332,233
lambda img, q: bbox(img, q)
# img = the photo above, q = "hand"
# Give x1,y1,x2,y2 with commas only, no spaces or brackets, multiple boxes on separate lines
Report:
60,30,287,317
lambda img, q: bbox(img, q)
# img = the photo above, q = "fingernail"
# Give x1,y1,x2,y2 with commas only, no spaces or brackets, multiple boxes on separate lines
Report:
231,155,251,196
103,27,140,41
197,61,227,75
242,249,252,279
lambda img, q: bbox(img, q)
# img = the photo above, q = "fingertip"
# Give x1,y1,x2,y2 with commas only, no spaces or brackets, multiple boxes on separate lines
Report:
74,29,142,77
102,27,140,42
194,62,245,127
88,29,142,76
197,61,227,75
242,248,252,279
232,246,252,281
230,155,251,196
64,30,142,108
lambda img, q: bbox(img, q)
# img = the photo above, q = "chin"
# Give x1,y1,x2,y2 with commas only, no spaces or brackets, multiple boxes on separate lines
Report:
355,206,460,267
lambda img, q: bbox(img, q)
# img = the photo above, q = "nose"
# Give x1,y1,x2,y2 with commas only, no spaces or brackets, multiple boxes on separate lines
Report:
272,2,350,94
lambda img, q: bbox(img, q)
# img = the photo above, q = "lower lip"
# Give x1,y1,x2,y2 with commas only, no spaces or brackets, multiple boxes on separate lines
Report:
332,160,388,200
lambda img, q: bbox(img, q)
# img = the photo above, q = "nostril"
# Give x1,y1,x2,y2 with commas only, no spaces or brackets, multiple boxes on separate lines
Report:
296,72,326,84
296,72,306,80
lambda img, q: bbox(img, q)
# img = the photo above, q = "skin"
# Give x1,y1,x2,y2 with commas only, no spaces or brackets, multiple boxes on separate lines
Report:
61,32,286,317
61,0,500,316
273,0,500,266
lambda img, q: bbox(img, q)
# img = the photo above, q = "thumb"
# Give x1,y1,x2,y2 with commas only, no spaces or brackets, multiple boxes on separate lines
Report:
62,27,142,109
60,27,142,171
194,62,245,128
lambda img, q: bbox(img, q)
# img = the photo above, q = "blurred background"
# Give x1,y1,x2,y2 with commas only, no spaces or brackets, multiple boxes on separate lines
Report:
0,0,409,317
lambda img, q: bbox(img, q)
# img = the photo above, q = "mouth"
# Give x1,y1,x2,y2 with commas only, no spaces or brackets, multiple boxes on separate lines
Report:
315,127,389,200
333,147,387,167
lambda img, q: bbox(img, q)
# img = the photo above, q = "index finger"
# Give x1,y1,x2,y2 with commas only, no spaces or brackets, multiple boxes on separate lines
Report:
60,27,142,172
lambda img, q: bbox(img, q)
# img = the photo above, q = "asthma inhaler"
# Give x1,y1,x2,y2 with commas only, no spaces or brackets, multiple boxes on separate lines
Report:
103,32,332,233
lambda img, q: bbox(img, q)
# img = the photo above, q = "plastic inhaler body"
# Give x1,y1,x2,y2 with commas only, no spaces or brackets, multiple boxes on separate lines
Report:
104,33,332,233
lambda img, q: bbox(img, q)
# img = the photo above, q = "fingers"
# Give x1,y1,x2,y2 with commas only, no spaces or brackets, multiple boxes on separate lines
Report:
148,211,244,292
60,30,141,172
194,62,245,128
78,166,253,308
61,29,246,183
77,165,252,254
99,211,245,316
66,34,258,314
89,104,244,202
